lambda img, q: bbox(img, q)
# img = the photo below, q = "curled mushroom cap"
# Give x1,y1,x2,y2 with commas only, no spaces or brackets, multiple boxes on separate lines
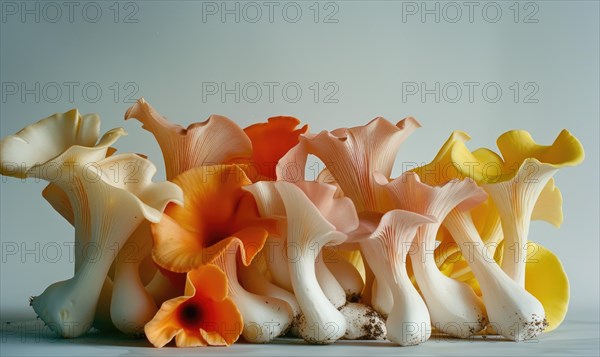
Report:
300,117,420,212
0,109,124,179
244,116,308,181
145,264,242,347
125,98,252,180
496,129,585,173
150,164,278,273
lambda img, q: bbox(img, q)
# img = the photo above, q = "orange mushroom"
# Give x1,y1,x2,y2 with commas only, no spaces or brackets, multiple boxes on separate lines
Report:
145,264,242,347
151,164,278,273
244,116,308,182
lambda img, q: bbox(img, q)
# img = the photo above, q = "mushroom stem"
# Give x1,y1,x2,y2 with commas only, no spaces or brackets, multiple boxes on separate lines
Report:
276,182,349,344
263,237,294,292
361,243,429,346
31,234,128,337
359,210,436,346
289,245,346,343
412,223,487,337
444,209,547,341
484,163,557,286
325,254,364,302
361,256,375,305
214,248,293,343
238,255,301,320
110,222,157,335
316,255,347,308
376,172,488,337
30,154,183,338
371,278,393,318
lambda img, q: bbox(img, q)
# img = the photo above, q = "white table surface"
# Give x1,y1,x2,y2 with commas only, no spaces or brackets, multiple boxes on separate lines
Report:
1,314,598,357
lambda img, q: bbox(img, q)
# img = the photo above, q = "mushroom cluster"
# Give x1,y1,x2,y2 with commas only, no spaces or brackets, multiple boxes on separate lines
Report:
0,99,584,347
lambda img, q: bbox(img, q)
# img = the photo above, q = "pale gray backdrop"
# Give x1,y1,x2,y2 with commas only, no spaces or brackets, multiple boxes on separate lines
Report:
1,0,598,328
